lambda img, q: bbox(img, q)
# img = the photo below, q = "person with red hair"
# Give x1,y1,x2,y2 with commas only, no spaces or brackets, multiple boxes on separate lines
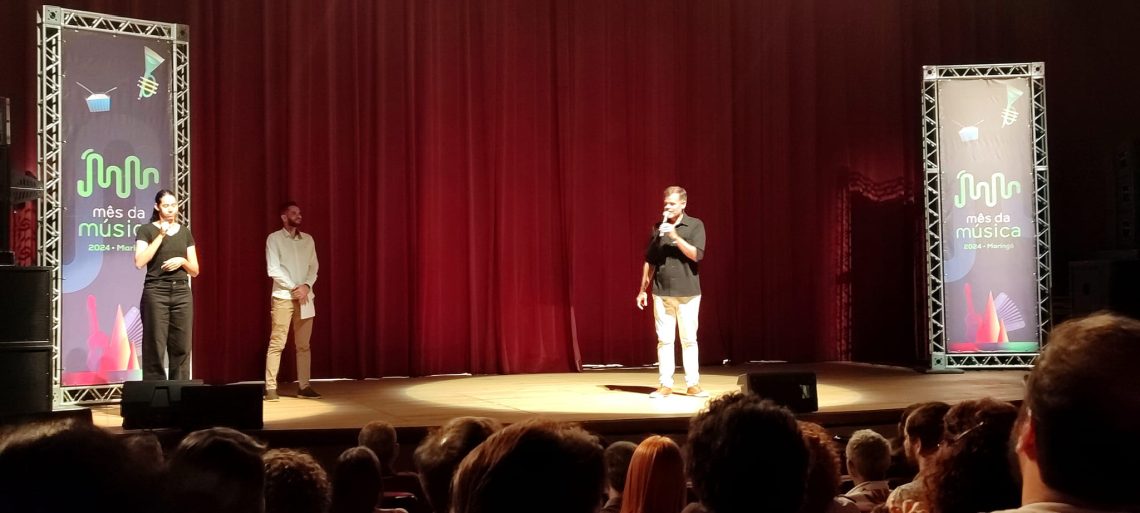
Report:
620,435,688,513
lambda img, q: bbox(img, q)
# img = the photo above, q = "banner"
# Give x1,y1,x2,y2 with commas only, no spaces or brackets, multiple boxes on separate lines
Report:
60,29,174,385
938,78,1039,354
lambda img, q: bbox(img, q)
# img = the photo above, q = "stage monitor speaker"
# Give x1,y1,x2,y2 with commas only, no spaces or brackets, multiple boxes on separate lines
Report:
0,267,50,343
0,342,52,416
179,383,263,430
738,371,818,413
120,379,202,430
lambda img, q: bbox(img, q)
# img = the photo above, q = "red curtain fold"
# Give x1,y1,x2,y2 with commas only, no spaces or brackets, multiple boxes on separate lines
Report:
4,1,1140,383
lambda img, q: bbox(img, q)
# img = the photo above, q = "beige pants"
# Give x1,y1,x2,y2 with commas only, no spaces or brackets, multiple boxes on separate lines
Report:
265,297,313,391
653,294,701,388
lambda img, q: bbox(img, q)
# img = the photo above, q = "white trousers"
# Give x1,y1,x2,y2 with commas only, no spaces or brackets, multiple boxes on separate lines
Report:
653,294,701,388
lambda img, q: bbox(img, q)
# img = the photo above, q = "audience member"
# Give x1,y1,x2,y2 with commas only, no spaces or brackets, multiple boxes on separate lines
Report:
122,431,165,470
921,398,1019,513
798,421,859,513
620,435,687,513
331,446,409,513
265,448,332,513
885,402,949,513
166,426,267,513
886,403,922,479
997,313,1140,513
359,420,425,501
686,393,809,513
0,419,159,513
413,416,502,513
843,429,892,512
602,441,638,513
450,418,605,513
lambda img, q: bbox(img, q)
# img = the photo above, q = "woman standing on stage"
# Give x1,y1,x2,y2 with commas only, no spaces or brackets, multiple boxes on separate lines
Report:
134,188,199,380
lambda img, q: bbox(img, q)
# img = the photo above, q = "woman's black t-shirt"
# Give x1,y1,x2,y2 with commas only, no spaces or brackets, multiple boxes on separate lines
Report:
136,223,195,283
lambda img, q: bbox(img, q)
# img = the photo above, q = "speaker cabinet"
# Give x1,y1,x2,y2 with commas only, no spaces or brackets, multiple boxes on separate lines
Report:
179,383,264,430
738,371,819,413
121,381,263,430
0,267,50,343
0,266,52,415
0,342,52,416
121,380,203,430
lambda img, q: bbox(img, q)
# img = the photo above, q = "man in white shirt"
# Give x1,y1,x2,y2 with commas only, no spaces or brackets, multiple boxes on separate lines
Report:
264,201,320,401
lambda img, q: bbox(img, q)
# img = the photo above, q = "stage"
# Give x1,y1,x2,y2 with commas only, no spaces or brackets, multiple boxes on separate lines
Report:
87,362,1027,444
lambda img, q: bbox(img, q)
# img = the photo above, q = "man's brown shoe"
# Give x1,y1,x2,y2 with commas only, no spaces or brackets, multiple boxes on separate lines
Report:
686,385,709,397
649,386,672,398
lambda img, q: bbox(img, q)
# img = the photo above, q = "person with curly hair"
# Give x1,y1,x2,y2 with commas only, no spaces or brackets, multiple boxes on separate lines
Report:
798,421,858,513
686,393,809,513
921,398,1019,513
264,448,332,513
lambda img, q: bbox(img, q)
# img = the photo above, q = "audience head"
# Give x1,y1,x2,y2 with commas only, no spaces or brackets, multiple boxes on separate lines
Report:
122,431,165,470
890,403,923,467
922,398,1019,513
450,418,605,513
166,426,267,513
413,416,503,513
845,429,891,483
619,435,687,513
358,420,399,473
330,446,383,513
264,448,332,513
686,393,808,513
1015,312,1140,509
798,421,843,513
0,419,158,513
604,440,638,496
902,402,950,467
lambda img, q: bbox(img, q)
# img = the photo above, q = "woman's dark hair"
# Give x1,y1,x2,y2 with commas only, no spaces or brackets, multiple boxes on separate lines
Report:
150,188,177,222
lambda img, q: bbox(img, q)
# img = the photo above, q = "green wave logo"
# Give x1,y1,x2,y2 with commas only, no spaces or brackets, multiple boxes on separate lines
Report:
953,171,1021,208
77,149,161,199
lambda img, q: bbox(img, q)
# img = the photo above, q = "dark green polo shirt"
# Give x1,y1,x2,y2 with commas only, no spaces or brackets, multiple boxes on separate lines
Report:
644,214,705,297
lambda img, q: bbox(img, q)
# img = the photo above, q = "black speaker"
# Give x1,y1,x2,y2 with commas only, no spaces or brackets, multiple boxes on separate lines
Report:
120,380,203,429
0,266,50,342
179,383,264,430
0,342,52,415
121,381,264,430
738,371,819,413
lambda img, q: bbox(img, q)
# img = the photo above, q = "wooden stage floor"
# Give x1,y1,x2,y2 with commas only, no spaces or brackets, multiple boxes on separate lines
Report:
89,362,1027,438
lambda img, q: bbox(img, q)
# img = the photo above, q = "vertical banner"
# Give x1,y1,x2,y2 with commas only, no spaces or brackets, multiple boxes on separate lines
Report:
60,30,174,385
938,78,1040,354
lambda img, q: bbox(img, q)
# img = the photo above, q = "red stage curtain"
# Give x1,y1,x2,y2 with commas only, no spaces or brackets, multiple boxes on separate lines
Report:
3,1,1140,383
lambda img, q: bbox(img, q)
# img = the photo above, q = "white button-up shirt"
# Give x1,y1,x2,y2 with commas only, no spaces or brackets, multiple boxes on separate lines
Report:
266,228,319,318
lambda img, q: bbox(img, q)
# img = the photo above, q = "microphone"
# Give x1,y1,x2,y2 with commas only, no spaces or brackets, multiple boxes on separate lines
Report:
659,211,669,237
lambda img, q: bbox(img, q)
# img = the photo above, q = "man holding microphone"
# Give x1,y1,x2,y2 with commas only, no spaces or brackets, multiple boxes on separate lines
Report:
636,186,707,398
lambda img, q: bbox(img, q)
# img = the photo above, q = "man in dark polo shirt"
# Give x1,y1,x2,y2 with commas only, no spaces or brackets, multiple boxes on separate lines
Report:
636,186,707,398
